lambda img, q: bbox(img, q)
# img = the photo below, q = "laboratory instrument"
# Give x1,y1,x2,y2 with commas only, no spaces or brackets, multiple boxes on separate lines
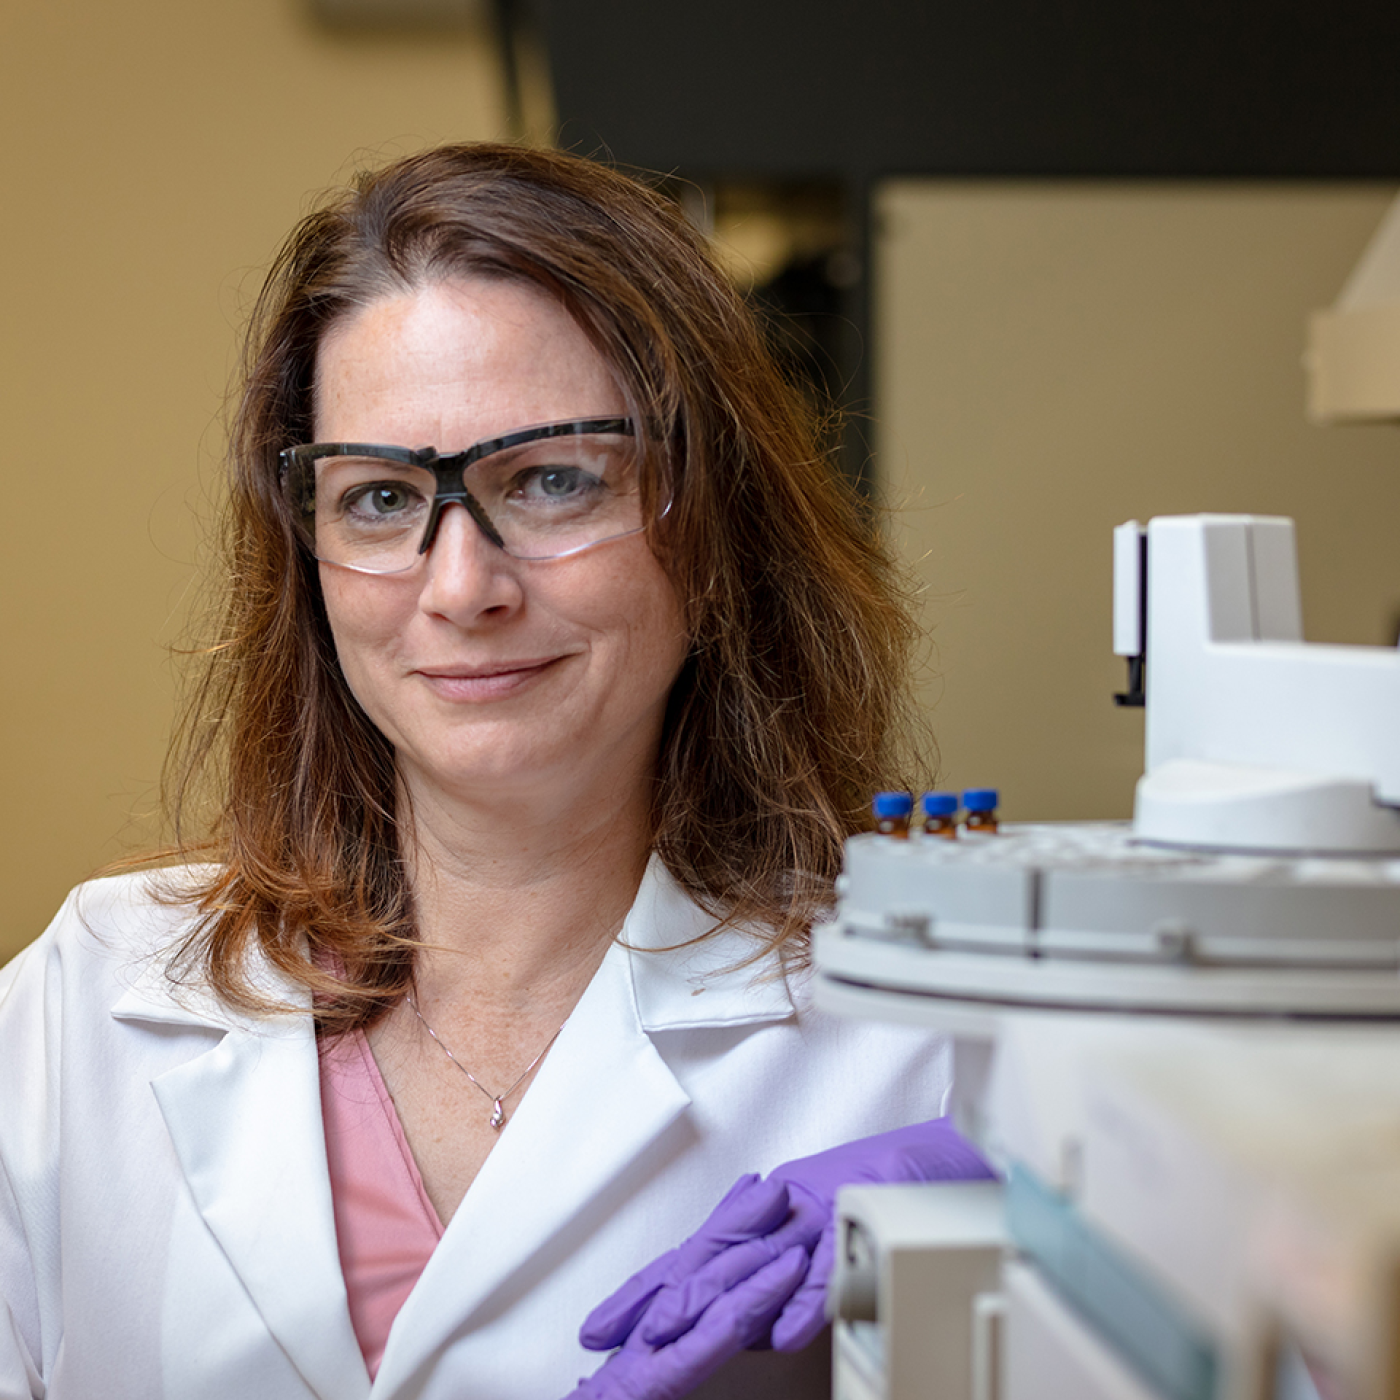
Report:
817,508,1400,1400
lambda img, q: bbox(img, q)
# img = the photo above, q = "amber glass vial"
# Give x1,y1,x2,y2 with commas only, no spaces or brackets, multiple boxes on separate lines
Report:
872,791,913,838
920,791,958,839
962,788,1000,834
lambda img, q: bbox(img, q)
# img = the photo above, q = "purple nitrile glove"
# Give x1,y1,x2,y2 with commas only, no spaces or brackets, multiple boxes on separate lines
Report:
581,1117,993,1370
764,1117,994,1349
565,1245,809,1400
578,1173,793,1351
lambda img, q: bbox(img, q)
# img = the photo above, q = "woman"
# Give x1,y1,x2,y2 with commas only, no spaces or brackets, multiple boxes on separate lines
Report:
0,144,985,1400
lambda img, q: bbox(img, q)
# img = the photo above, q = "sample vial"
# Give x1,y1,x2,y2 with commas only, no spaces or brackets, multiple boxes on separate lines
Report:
872,791,913,838
920,791,959,840
962,788,1000,834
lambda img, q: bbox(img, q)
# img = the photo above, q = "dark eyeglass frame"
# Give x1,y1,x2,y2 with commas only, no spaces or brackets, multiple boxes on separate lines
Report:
279,416,640,564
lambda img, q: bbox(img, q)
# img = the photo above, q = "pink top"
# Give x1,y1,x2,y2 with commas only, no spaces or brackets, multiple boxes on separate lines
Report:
320,1028,444,1379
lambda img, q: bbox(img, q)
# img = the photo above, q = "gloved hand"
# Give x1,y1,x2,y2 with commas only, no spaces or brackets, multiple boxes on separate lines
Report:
572,1117,993,1399
763,1117,993,1349
577,1172,793,1353
565,1240,809,1400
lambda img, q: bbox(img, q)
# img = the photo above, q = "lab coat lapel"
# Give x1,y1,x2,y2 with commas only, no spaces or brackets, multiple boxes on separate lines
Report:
121,981,370,1400
375,860,797,1392
376,937,691,1392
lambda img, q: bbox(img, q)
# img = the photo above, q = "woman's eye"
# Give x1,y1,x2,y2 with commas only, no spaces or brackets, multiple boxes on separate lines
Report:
517,467,599,500
345,482,420,516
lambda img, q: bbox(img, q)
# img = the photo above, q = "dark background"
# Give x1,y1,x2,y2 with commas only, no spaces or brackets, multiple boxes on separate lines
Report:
508,0,1400,486
529,0,1400,180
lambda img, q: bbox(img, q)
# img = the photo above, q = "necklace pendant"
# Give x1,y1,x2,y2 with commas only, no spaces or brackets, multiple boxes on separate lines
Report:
489,1099,507,1131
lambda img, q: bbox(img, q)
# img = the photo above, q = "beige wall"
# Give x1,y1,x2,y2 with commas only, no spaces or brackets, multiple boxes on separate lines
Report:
1,0,506,961
875,183,1400,823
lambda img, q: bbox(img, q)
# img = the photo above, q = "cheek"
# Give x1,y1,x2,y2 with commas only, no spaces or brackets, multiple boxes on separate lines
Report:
318,568,407,694
642,591,690,683
598,559,689,688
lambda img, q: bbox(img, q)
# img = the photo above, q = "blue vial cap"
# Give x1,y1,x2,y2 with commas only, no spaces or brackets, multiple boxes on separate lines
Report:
921,791,958,817
872,791,913,818
963,788,999,812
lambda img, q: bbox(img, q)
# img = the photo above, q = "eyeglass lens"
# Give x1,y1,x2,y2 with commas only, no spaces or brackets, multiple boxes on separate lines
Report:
290,429,645,571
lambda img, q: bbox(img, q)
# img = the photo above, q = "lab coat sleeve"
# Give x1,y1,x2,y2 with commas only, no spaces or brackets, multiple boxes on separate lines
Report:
0,940,52,1400
0,1216,43,1399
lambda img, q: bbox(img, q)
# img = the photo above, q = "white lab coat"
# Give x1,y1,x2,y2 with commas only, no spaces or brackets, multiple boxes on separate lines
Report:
0,858,951,1400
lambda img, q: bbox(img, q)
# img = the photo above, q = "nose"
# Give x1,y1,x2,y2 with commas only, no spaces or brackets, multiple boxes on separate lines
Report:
416,502,524,623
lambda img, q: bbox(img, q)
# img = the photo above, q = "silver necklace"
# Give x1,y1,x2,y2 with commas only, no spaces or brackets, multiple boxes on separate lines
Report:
404,993,566,1131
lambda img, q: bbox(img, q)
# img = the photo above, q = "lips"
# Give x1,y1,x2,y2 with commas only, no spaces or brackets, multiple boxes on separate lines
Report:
414,656,564,701
419,659,559,679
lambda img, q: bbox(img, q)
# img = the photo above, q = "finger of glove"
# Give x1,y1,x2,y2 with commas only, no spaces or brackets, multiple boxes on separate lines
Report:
564,1339,683,1400
769,1222,837,1352
770,1119,994,1201
889,1123,995,1183
579,1175,785,1350
621,1179,791,1347
579,1246,683,1351
566,1248,809,1400
637,1191,825,1347
639,1235,794,1346
646,1246,812,1397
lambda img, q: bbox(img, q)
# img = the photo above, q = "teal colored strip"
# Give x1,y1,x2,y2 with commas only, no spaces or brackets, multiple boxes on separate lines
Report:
1006,1164,1219,1400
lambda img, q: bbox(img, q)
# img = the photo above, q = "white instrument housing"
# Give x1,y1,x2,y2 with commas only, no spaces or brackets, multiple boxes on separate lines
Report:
1122,515,1400,854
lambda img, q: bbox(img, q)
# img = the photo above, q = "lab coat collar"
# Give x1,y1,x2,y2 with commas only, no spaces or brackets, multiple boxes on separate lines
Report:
105,859,798,1034
622,855,797,1032
109,951,282,1031
107,869,301,1034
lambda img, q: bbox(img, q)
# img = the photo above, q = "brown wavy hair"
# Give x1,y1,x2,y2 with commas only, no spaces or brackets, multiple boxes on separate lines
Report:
162,143,930,1028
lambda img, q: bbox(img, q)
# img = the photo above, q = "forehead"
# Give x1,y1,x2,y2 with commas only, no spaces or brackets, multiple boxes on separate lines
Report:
312,277,625,447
